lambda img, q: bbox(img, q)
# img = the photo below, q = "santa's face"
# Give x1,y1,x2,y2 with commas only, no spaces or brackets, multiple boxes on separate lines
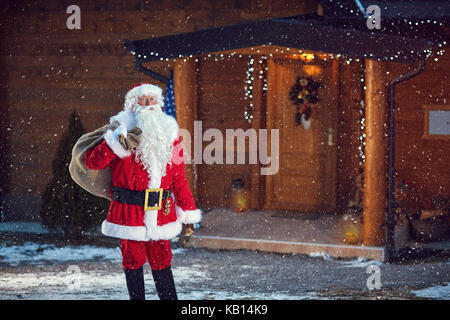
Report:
137,94,157,106
134,94,164,113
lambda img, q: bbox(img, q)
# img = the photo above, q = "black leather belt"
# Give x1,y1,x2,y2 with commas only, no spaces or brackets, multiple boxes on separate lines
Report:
111,186,171,211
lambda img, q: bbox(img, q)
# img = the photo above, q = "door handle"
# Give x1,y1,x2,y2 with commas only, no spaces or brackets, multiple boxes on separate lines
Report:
328,127,333,146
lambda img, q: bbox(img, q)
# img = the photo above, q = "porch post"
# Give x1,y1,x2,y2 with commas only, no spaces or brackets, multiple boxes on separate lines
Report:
363,59,388,247
174,59,198,195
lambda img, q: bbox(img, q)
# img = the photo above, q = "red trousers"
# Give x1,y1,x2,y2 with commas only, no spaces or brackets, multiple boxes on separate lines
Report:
119,239,173,271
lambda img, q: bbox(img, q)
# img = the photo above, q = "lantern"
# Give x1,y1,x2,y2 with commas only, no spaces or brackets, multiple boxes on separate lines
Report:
340,212,363,245
230,178,249,213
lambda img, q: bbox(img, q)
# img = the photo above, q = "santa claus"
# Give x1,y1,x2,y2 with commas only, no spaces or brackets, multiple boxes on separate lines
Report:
83,83,202,300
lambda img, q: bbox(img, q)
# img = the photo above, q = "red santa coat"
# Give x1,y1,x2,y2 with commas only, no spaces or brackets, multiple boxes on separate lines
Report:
84,114,201,241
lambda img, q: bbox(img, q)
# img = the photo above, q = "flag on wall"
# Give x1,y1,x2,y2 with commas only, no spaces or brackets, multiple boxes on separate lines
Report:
164,70,177,119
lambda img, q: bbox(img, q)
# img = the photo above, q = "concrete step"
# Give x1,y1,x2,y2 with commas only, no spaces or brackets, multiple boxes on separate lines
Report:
185,234,386,261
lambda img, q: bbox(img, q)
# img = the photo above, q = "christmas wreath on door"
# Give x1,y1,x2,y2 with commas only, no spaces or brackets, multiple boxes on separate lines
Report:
288,76,321,129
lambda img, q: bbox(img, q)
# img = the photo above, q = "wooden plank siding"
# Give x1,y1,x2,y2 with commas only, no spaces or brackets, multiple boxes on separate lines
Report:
386,56,450,210
195,57,254,209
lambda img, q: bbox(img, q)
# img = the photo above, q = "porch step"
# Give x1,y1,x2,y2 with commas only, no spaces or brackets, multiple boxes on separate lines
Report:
184,234,386,262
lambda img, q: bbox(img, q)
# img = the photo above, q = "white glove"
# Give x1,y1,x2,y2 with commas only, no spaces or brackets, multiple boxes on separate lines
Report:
113,125,127,140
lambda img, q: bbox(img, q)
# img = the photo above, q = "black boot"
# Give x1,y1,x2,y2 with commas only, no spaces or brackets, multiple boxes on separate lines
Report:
151,266,178,300
124,266,145,300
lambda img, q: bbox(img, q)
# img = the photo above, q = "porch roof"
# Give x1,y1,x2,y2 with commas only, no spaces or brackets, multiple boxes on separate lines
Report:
124,14,436,65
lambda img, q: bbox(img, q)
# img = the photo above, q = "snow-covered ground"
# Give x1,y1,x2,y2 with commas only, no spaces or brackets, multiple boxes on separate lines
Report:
307,251,449,299
308,251,384,268
0,242,318,300
412,283,450,300
0,242,122,266
0,242,448,300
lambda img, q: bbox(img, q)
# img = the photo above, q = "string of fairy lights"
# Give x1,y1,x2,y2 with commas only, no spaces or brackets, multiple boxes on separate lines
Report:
243,55,254,123
243,55,268,123
129,40,446,64
358,88,366,166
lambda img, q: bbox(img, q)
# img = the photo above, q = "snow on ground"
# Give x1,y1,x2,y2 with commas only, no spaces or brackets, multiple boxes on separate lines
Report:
308,252,334,261
0,241,187,266
0,222,51,234
0,265,320,300
413,283,450,300
341,257,384,268
0,265,218,300
0,242,316,300
0,242,122,266
308,251,383,268
0,242,448,300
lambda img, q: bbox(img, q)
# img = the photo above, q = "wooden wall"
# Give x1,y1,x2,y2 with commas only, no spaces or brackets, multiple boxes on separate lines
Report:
386,49,450,210
0,0,317,220
195,57,253,209
335,48,450,214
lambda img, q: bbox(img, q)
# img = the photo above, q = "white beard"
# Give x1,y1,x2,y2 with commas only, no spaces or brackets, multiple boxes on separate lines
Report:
134,105,178,181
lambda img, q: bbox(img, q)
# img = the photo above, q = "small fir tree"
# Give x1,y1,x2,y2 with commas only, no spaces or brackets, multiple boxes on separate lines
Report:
40,111,109,240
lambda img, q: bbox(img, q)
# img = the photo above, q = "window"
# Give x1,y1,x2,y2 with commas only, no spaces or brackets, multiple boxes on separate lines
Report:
423,105,450,140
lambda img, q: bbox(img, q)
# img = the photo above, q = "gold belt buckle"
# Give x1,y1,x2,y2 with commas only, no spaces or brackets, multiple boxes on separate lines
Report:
144,188,163,211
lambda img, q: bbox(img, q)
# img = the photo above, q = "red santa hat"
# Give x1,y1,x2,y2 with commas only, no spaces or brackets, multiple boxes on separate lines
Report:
124,83,164,111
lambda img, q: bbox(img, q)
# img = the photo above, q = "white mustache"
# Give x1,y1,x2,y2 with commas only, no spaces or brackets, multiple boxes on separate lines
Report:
135,103,162,114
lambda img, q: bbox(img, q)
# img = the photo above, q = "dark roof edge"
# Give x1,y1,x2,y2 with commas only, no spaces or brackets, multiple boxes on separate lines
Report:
124,15,436,64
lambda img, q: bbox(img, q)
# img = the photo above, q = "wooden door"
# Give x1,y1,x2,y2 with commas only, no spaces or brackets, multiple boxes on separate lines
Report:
264,58,338,212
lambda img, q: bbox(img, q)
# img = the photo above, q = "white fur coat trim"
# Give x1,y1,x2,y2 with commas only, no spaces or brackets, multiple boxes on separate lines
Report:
101,219,183,241
175,206,202,224
101,220,147,241
125,84,164,109
144,218,183,241
109,109,137,131
103,129,131,159
126,84,163,101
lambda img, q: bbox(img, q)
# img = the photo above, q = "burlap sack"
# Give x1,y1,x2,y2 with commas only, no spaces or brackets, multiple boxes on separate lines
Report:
69,121,142,200
69,124,112,200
